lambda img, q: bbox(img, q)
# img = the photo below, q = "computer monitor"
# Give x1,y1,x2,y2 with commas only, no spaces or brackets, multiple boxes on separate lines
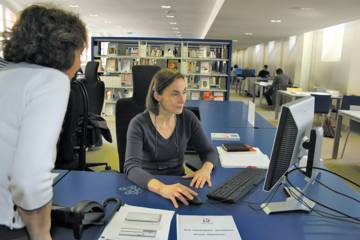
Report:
262,96,323,214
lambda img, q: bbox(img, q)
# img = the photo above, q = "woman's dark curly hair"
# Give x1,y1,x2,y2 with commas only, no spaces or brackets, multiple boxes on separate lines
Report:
3,4,87,71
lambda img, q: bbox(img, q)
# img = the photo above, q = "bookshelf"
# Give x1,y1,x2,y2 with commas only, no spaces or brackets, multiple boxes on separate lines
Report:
91,37,232,115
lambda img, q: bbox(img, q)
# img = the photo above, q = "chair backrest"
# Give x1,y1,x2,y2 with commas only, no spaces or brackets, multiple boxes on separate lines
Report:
115,65,161,172
83,61,105,115
56,80,88,170
311,94,332,114
341,95,360,133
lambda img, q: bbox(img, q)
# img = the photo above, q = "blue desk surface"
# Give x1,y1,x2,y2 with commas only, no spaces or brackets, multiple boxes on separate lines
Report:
53,170,360,240
186,100,275,129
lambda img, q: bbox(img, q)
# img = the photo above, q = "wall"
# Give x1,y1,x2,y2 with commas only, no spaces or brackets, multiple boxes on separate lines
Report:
232,19,360,95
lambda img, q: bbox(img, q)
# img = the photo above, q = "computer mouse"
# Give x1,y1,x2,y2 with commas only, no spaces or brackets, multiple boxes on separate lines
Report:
188,195,203,205
72,200,105,225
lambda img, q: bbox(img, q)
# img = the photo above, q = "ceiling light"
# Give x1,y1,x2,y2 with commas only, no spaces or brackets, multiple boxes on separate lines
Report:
245,33,253,36
233,40,238,42
161,5,171,9
104,20,112,24
290,6,313,11
166,15,175,18
172,27,179,30
89,14,99,17
270,19,282,23
169,22,177,25
300,7,313,10
69,4,79,8
174,31,181,34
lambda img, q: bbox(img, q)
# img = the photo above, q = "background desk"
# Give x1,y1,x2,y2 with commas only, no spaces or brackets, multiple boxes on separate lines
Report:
332,110,360,159
186,100,274,129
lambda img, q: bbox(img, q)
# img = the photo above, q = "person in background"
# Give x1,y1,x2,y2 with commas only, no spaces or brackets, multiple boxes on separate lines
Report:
124,69,218,208
232,64,241,94
258,65,270,81
0,4,87,240
264,68,292,105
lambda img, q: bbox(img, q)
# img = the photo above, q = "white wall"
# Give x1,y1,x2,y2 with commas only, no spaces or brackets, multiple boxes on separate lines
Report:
232,19,360,95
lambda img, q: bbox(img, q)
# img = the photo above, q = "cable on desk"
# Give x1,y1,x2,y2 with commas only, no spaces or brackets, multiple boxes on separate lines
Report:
284,167,360,224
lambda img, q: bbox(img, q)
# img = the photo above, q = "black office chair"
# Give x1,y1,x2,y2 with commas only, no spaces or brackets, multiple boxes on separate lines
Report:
311,93,332,126
115,65,161,172
340,95,360,158
83,61,105,149
56,79,110,170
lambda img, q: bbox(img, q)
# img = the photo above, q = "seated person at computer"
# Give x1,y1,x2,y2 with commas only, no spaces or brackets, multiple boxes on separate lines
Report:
258,65,270,81
124,69,217,208
0,4,87,239
264,68,293,105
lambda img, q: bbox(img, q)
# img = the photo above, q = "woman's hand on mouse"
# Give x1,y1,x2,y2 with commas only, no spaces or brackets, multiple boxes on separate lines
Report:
148,179,197,208
183,161,214,189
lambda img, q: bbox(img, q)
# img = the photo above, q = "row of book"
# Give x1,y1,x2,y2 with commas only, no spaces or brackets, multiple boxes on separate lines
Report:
101,75,132,88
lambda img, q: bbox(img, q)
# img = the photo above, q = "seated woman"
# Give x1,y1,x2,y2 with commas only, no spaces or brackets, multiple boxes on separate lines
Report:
124,69,218,208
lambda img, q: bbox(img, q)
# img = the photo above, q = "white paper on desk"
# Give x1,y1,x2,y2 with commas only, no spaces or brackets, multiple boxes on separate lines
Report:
176,215,241,240
98,204,174,240
247,100,255,127
217,146,270,169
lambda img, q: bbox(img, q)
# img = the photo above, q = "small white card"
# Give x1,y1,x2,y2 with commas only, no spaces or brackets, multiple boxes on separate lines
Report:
211,132,240,141
248,100,255,127
177,215,241,240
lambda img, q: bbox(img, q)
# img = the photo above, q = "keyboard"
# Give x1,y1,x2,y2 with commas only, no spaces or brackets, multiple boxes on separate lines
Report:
207,168,266,203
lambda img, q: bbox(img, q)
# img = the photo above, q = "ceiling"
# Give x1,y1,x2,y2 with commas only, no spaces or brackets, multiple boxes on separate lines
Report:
5,0,360,50
208,0,360,49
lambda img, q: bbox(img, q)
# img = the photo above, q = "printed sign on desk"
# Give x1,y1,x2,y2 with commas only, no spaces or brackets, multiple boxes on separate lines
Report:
248,100,255,127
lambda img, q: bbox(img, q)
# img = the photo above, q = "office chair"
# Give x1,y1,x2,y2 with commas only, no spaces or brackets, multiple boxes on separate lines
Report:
311,93,332,126
115,65,161,172
83,61,105,149
56,79,110,170
340,95,360,158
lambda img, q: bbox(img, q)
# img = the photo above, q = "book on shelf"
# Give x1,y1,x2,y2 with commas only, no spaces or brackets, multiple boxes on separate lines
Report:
105,58,118,72
107,42,118,55
121,74,132,86
139,44,147,57
200,62,210,74
100,42,109,55
167,59,179,71
203,91,212,101
200,77,210,89
213,91,224,101
190,91,200,100
199,46,208,58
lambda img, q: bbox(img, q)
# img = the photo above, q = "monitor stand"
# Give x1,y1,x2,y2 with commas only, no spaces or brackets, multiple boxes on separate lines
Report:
261,127,323,215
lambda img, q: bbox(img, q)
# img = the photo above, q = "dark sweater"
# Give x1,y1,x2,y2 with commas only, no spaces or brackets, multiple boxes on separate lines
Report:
124,108,218,188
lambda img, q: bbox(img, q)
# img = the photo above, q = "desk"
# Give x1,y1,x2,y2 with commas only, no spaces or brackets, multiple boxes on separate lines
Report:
52,101,360,239
252,81,273,105
186,100,274,129
332,110,360,159
275,91,342,120
53,169,360,240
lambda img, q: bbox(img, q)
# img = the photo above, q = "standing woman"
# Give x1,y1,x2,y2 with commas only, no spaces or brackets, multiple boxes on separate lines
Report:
0,4,87,240
125,69,218,208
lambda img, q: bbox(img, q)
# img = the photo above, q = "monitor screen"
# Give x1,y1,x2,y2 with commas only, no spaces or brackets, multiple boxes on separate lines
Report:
263,96,314,191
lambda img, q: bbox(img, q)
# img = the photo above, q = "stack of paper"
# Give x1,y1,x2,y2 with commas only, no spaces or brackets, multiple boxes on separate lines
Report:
99,204,174,240
217,146,270,169
211,133,240,141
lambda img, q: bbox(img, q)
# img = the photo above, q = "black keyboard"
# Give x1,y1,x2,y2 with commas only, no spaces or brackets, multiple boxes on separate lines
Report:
207,168,266,203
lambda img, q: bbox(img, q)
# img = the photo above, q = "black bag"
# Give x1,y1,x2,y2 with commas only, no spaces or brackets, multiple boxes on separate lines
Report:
323,118,335,138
